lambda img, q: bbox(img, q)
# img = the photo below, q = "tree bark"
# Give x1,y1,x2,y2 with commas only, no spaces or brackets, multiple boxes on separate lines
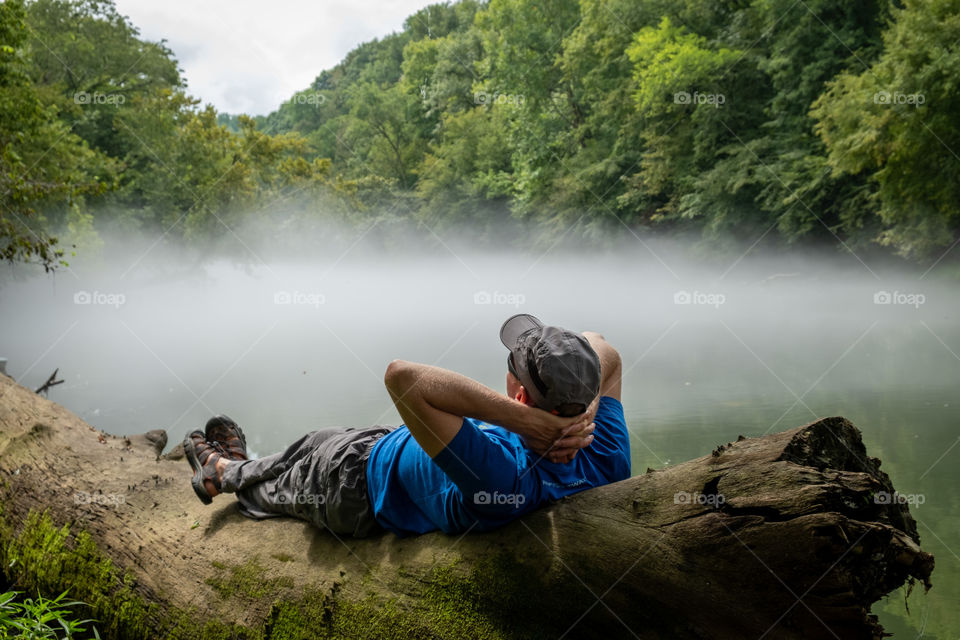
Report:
0,373,933,640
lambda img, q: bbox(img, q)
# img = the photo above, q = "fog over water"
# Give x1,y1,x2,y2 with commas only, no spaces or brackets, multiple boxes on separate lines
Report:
1,233,957,635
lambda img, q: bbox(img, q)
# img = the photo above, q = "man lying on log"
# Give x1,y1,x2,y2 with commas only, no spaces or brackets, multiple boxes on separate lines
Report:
182,313,628,537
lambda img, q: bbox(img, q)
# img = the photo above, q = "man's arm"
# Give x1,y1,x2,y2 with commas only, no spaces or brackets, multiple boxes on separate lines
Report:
383,361,593,459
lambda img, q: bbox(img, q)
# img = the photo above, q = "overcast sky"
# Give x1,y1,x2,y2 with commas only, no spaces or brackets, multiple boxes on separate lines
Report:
113,0,434,116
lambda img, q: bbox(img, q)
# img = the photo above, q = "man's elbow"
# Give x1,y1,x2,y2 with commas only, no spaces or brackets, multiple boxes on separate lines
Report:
600,348,622,399
585,332,618,361
384,359,410,391
594,340,621,374
607,347,622,373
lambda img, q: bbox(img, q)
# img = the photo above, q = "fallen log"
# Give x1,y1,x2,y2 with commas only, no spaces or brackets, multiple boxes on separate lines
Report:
0,373,933,639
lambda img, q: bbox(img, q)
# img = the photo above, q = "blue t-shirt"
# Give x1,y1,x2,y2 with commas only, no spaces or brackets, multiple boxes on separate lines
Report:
365,396,630,536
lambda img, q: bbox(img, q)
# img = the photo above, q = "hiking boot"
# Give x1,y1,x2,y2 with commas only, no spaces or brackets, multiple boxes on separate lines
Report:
204,414,248,461
183,430,224,505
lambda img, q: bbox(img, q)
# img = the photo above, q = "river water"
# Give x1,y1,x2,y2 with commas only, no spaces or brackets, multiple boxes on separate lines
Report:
1,244,956,637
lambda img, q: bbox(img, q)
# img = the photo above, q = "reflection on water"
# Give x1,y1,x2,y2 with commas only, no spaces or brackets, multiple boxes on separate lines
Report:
1,247,957,637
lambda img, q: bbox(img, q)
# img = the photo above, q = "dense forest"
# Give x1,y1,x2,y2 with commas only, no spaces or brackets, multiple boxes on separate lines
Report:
1,0,958,270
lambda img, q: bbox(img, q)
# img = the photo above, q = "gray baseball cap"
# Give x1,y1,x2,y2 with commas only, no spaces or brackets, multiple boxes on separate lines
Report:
499,314,601,416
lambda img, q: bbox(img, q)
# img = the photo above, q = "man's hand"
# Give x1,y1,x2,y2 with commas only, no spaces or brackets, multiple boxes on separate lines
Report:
542,394,600,464
518,394,600,464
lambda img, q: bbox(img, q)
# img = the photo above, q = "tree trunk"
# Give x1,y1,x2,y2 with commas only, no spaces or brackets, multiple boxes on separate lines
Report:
0,373,933,640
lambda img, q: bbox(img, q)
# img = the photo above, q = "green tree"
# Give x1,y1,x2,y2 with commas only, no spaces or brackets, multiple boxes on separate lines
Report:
558,0,732,229
345,82,428,189
813,0,960,258
25,0,183,159
0,0,110,269
473,0,582,223
416,107,514,230
622,17,747,224
726,0,889,248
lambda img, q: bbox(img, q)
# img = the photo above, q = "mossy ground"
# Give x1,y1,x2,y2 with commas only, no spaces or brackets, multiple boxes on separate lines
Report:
0,501,584,639
207,557,295,600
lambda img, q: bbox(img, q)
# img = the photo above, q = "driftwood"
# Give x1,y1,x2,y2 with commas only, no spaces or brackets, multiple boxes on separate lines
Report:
33,368,63,396
0,372,933,639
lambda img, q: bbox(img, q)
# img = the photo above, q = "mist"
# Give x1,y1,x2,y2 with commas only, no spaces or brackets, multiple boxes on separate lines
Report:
1,229,955,457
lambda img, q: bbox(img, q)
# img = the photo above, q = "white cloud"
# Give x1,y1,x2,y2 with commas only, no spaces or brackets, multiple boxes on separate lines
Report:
113,0,433,115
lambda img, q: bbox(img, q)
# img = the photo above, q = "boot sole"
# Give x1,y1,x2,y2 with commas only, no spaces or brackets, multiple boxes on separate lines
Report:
183,431,213,505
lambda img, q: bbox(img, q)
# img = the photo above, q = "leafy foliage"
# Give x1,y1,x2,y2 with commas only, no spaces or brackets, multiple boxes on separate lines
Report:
813,0,960,258
0,0,109,270
2,0,959,267
0,589,100,639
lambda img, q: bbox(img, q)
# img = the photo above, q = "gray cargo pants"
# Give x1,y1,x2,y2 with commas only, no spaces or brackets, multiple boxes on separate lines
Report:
219,426,395,538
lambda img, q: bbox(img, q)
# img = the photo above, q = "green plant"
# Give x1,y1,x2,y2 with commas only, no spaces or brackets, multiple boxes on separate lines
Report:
0,589,100,639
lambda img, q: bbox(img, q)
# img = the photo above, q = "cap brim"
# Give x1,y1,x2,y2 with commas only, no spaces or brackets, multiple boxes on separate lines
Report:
500,314,544,349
